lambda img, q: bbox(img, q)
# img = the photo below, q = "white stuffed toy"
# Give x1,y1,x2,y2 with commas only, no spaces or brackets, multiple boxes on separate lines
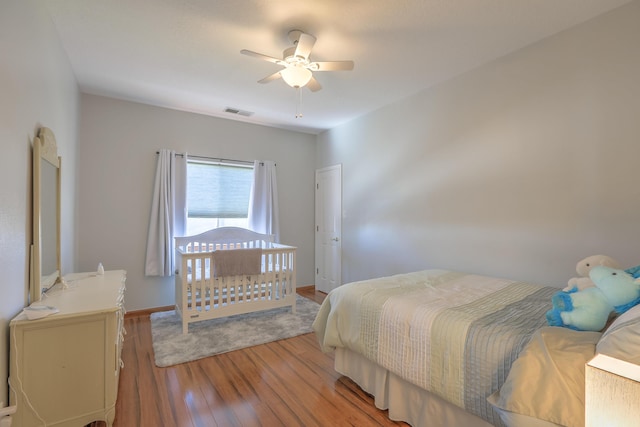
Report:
563,254,621,292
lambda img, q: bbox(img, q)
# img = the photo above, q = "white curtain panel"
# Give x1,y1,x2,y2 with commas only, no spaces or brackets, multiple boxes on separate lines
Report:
144,149,187,276
248,160,280,242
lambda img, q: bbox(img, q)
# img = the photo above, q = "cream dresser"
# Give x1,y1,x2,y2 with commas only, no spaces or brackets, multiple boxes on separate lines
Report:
10,270,126,427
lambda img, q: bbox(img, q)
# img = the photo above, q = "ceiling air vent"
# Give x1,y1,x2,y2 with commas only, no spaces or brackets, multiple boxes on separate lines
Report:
224,107,254,117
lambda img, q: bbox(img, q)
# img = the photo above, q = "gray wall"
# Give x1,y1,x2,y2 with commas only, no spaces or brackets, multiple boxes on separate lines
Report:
317,2,640,288
77,95,316,311
0,0,80,407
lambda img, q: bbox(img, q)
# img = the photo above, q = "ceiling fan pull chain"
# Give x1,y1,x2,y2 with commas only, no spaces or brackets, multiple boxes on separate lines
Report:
295,87,303,119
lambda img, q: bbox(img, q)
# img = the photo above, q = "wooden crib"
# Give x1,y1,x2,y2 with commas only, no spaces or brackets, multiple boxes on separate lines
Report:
174,227,297,334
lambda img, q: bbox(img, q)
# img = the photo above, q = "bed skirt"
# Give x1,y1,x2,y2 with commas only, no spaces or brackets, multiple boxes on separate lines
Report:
335,348,559,427
335,347,492,427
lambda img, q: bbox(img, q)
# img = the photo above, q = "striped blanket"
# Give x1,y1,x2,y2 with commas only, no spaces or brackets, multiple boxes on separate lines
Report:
313,270,557,425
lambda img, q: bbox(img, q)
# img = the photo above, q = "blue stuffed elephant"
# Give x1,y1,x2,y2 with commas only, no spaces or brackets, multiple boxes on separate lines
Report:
546,266,640,331
626,264,640,279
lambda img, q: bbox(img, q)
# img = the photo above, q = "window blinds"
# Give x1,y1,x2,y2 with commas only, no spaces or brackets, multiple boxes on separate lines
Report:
187,161,253,218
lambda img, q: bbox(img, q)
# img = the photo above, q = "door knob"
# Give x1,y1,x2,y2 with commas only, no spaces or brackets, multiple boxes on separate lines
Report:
332,237,340,241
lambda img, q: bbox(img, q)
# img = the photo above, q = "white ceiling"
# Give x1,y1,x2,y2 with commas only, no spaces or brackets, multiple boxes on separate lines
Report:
45,0,631,134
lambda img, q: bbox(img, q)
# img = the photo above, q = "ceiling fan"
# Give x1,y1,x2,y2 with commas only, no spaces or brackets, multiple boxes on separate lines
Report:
240,30,354,92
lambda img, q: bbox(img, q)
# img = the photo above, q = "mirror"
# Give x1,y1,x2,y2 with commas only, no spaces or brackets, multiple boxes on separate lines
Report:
31,127,61,303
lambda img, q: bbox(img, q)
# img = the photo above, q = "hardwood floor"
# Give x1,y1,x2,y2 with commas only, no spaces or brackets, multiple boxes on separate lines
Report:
109,286,407,427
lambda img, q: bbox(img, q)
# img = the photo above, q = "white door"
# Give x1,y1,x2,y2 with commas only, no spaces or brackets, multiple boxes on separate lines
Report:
315,165,342,293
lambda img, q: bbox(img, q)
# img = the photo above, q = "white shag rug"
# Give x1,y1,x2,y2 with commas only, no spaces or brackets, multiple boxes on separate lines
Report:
150,295,321,367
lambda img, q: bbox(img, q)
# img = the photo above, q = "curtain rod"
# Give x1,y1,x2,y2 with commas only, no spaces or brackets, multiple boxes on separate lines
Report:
156,151,253,166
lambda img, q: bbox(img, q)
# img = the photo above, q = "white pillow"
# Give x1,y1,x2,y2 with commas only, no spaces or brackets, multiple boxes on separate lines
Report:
596,304,640,364
487,327,601,427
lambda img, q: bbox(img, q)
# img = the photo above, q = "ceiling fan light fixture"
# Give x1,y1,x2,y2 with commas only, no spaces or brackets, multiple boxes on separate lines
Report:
280,66,312,88
241,30,352,94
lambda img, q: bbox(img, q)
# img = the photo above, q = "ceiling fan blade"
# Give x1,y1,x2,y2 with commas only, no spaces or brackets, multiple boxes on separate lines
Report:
258,71,282,84
311,61,355,71
240,49,283,65
306,76,322,92
294,33,316,60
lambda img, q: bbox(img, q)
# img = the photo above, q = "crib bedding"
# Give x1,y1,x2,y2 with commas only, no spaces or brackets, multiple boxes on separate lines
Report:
313,269,557,425
185,265,291,307
186,261,291,283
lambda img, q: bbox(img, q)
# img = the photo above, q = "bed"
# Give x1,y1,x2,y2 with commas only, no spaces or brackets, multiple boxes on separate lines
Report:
313,269,640,427
175,227,296,334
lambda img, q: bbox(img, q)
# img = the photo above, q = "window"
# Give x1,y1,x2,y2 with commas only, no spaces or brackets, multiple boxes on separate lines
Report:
186,160,253,235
